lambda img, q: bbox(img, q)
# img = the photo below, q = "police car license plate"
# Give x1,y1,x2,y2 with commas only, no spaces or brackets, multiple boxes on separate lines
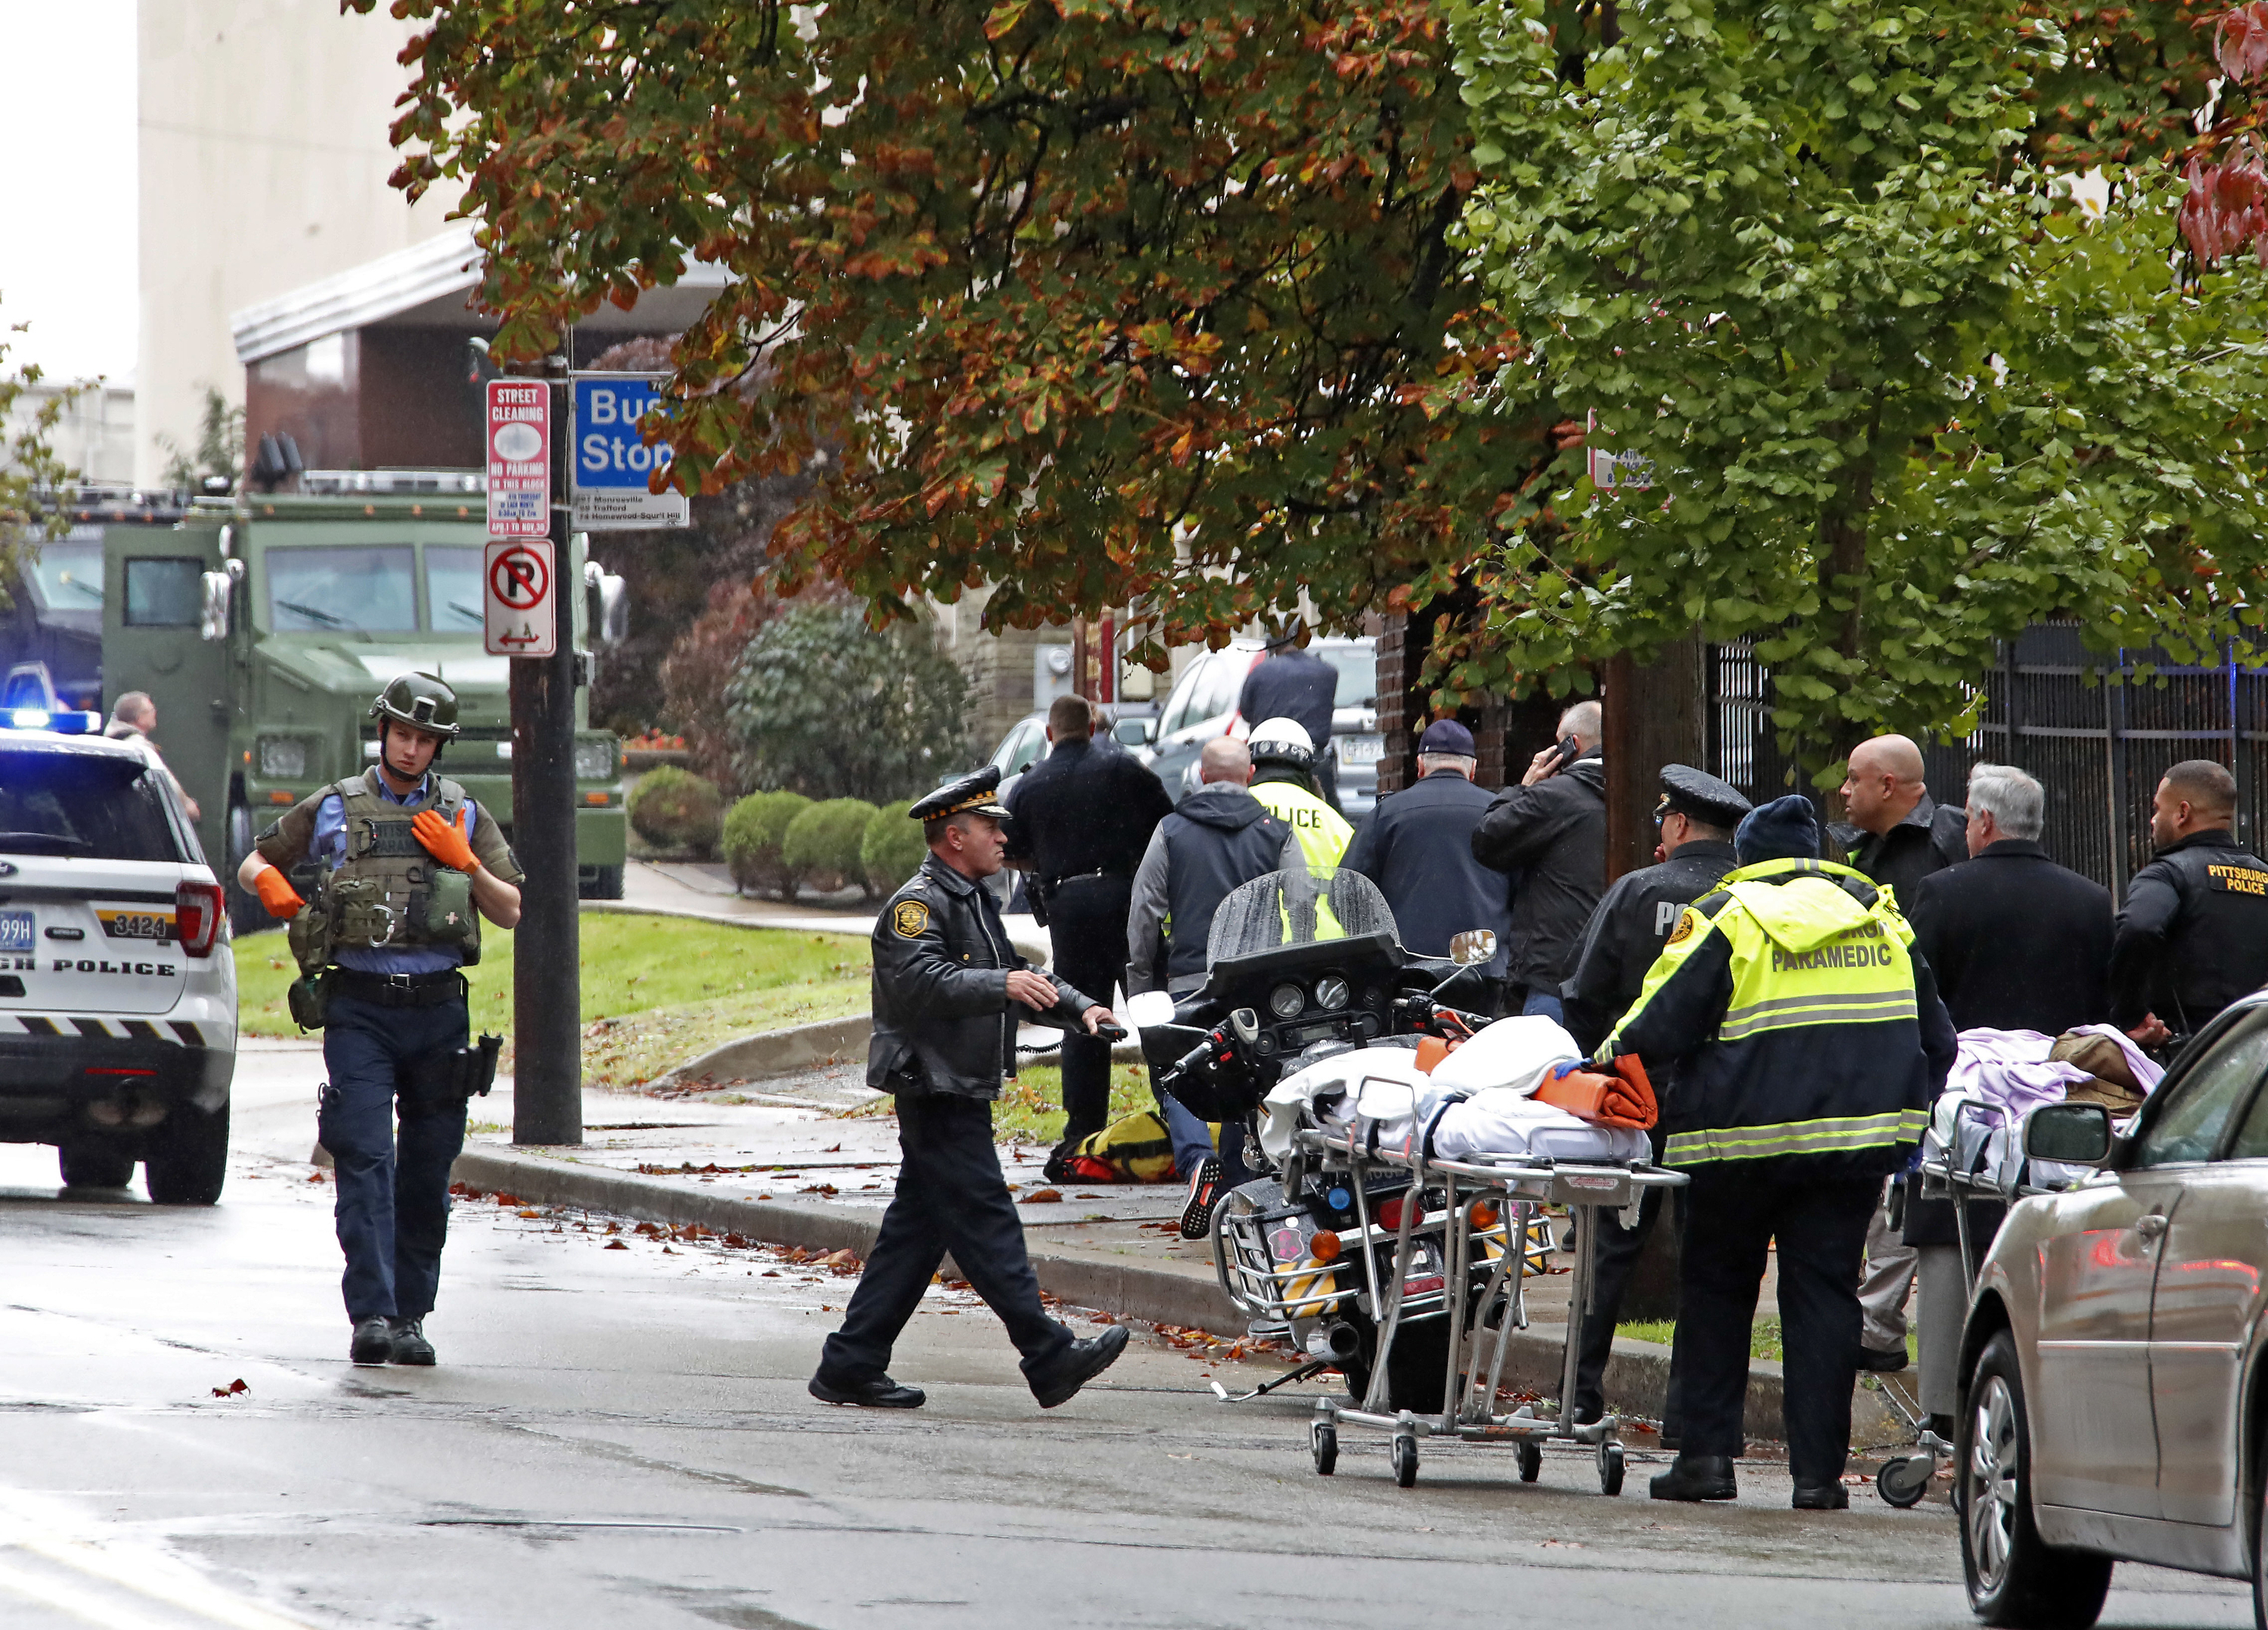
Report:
0,910,31,953
1339,734,1384,766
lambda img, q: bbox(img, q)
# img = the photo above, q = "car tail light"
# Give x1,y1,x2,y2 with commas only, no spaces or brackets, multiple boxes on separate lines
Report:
175,879,224,958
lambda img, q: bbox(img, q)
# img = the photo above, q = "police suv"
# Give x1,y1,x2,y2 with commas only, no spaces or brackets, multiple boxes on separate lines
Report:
0,712,235,1202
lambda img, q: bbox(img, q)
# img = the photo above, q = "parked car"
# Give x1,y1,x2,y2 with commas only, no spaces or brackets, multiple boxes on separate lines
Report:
1142,636,1382,815
1956,992,2268,1627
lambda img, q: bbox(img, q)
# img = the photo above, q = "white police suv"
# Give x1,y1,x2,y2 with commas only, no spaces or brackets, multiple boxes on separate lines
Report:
0,713,235,1202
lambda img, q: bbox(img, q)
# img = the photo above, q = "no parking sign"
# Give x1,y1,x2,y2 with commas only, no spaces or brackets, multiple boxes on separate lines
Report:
484,538,556,658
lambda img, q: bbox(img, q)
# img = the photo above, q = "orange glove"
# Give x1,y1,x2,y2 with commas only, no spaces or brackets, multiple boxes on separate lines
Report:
253,866,305,920
411,808,479,873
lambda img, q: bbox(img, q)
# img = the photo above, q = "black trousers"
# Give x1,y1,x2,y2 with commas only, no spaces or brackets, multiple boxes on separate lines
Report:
1677,1167,1879,1489
1043,873,1132,1148
820,1092,1073,1386
1573,1178,1687,1433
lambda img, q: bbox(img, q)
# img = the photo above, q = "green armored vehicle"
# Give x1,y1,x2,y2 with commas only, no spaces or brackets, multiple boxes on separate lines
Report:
95,476,628,933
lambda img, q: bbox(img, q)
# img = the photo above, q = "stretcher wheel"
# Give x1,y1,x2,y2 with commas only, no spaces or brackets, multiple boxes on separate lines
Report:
1311,1421,1338,1477
1392,1430,1420,1488
1517,1441,1542,1483
1597,1439,1625,1496
1876,1453,1932,1509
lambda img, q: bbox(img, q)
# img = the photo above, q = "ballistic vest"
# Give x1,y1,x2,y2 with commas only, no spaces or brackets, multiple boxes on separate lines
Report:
288,773,482,974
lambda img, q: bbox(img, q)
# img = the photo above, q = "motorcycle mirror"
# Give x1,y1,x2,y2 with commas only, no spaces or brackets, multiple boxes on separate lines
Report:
1229,1008,1261,1044
1126,990,1179,1030
1448,929,1498,967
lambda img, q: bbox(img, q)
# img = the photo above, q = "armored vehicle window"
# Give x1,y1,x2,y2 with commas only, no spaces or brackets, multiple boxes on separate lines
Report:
28,541,103,611
0,749,184,863
266,546,416,633
425,547,485,632
122,558,203,627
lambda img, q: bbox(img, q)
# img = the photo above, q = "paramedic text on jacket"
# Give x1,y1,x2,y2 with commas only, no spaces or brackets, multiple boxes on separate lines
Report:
1600,858,1957,1173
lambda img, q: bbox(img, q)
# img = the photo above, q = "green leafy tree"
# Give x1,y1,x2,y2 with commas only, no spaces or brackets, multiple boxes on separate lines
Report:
156,386,245,495
727,606,972,802
346,0,1545,656
1445,0,2268,777
0,302,81,599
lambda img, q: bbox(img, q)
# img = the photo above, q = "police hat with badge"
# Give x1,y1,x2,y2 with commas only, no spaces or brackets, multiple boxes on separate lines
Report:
1656,764,1752,831
910,765,1013,824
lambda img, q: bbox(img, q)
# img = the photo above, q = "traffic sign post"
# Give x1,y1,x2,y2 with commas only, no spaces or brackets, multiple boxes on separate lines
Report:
485,380,551,538
507,372,581,1148
483,539,557,659
570,374,690,531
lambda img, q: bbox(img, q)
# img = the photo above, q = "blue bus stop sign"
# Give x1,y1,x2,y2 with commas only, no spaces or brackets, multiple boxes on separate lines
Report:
570,375,689,529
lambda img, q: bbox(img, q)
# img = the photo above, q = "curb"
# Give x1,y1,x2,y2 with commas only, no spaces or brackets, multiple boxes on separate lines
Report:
655,1014,874,1088
445,1143,1881,1434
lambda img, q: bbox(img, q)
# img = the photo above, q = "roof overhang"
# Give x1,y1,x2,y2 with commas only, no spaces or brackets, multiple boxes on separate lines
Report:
231,223,735,365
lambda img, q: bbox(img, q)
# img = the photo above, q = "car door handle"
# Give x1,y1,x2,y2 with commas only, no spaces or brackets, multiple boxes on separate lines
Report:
2136,1212,2169,1241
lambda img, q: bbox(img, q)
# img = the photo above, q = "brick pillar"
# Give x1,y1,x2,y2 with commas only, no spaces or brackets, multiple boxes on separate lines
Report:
1376,614,1414,795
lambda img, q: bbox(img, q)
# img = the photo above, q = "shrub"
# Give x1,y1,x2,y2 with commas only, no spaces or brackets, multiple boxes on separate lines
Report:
726,604,972,802
721,790,812,897
860,801,925,895
782,798,880,896
627,765,723,858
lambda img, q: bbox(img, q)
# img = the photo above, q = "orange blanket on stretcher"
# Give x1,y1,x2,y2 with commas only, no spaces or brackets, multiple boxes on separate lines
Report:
1532,1055,1658,1130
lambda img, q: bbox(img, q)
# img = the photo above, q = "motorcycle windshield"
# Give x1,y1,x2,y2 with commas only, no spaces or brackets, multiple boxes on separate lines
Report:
1205,866,1398,968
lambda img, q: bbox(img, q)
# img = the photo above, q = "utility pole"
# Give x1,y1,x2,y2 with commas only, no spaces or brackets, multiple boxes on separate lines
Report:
511,361,583,1145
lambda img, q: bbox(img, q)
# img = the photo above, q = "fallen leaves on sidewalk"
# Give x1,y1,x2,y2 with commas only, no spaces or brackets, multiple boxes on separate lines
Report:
210,1379,248,1398
1022,1188,1063,1204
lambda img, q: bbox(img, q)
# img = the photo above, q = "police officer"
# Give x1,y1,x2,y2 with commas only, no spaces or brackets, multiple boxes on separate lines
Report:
1245,717,1352,869
1004,694,1173,1164
1238,624,1342,807
237,674,523,1367
813,767,1130,1410
1600,795,1954,1508
2112,758,2268,1046
1558,764,1749,1431
1340,719,1511,997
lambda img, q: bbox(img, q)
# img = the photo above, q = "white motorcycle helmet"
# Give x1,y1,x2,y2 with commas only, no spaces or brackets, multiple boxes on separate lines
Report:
1247,716,1316,776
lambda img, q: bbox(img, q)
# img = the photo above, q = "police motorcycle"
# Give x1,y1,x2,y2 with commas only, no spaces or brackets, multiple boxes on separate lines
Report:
1127,866,1510,1411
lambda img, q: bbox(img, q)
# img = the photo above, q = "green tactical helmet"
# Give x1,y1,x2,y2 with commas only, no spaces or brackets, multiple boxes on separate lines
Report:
370,671,462,739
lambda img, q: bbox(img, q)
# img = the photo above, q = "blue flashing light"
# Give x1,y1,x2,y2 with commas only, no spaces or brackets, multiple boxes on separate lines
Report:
10,709,50,730
3,709,101,735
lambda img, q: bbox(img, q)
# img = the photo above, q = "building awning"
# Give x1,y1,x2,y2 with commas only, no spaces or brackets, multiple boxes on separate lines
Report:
230,223,735,365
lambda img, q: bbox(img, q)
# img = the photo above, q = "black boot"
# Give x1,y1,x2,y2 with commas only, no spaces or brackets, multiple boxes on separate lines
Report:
1030,1325,1129,1408
1649,1453,1737,1501
808,1371,926,1408
349,1316,394,1366
1792,1481,1851,1511
387,1316,435,1366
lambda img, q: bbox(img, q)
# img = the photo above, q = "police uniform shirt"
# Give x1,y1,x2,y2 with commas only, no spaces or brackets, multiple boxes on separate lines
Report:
2111,828,2268,1032
256,768,522,975
1560,840,1740,1053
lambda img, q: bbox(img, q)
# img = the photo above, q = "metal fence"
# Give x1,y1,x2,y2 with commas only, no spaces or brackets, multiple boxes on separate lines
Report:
1707,625,2268,901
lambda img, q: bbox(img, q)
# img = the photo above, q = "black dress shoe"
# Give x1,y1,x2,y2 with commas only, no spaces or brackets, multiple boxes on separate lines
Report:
1649,1453,1737,1501
349,1316,395,1366
387,1316,435,1366
1030,1325,1129,1408
1858,1344,1909,1373
808,1371,926,1408
1792,1482,1851,1511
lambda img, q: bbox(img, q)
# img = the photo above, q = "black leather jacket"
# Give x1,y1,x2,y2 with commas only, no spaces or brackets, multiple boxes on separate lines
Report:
2111,829,2268,1035
869,854,1095,1100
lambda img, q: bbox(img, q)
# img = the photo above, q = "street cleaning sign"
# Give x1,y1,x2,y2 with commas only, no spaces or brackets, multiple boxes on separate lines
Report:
572,374,690,531
485,380,551,538
484,538,557,659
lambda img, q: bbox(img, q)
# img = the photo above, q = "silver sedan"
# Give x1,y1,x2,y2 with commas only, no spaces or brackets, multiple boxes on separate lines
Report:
1958,991,2268,1628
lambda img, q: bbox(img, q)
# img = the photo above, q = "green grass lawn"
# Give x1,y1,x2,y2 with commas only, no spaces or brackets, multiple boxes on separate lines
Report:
234,916,872,1089
1616,1315,1912,1365
844,1057,1161,1149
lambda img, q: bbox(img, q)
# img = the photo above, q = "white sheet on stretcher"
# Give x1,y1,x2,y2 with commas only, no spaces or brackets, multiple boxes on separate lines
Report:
1257,1046,1435,1163
1432,1090,1651,1164
1427,1015,1585,1097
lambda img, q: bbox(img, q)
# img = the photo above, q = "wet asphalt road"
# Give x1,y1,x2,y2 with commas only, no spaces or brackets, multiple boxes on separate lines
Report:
0,1135,2251,1630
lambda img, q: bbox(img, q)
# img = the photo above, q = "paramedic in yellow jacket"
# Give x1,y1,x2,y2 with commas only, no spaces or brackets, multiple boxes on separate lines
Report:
1244,717,1352,869
1599,794,1955,1511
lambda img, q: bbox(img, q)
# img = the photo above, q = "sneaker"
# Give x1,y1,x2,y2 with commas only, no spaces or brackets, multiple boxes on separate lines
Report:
1179,1157,1224,1240
349,1316,394,1366
808,1371,925,1408
1030,1325,1129,1408
387,1316,435,1366
1648,1453,1737,1501
1857,1344,1909,1373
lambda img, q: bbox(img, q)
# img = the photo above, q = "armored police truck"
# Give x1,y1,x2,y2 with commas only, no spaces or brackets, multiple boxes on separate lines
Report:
95,473,628,934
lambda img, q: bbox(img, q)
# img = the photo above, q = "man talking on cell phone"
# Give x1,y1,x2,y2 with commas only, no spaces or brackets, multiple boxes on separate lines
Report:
1471,700,1606,1021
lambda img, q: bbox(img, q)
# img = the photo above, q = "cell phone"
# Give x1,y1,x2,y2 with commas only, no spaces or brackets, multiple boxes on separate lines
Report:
1553,734,1582,769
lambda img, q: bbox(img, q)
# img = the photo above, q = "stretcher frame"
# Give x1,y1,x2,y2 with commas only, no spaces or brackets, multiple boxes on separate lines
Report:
1220,1117,1687,1492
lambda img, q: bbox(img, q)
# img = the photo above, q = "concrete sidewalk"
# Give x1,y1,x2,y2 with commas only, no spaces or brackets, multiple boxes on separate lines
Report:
229,1038,1916,1444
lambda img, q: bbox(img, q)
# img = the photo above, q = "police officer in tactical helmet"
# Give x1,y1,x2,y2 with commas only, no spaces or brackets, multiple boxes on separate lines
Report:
237,673,525,1368
1244,717,1352,870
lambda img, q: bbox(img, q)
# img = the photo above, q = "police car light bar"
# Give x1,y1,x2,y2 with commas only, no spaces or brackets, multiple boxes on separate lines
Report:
6,710,103,734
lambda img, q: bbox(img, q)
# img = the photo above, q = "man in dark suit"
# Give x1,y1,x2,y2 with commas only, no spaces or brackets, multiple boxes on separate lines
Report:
1340,719,1513,1000
1902,761,2113,1438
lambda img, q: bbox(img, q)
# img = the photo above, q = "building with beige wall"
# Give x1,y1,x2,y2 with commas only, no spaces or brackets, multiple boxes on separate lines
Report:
136,0,463,485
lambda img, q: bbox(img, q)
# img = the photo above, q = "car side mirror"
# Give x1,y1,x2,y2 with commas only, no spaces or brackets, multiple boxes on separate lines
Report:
2023,1102,2114,1167
1448,929,1498,967
200,569,232,642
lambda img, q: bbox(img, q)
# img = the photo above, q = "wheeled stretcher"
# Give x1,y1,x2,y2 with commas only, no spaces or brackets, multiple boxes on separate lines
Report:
1213,1113,1687,1492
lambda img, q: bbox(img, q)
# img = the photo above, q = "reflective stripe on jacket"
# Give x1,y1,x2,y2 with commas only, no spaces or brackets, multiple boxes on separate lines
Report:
1600,857,1956,1176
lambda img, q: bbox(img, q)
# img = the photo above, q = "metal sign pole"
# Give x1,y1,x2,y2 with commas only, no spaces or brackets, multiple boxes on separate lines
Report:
510,369,583,1145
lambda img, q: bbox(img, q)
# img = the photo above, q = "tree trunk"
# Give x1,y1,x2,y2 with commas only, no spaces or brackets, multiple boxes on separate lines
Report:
1603,637,1706,883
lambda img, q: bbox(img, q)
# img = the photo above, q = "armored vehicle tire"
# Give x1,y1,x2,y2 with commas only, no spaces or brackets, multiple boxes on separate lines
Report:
58,1142,136,1189
580,863,625,901
144,1102,229,1207
225,802,270,938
